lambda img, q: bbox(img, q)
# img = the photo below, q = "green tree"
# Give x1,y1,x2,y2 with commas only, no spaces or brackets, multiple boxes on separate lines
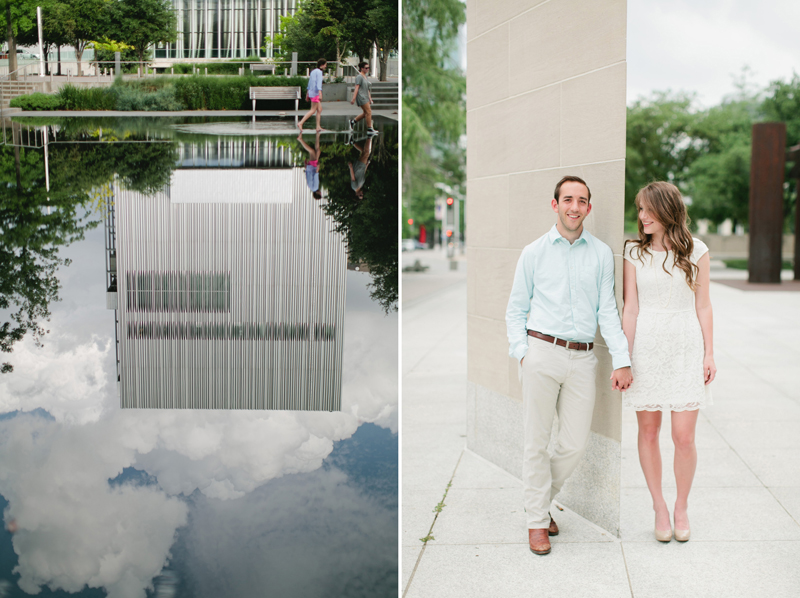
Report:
267,8,339,64
365,0,398,81
625,91,699,221
402,0,465,239
684,97,757,229
0,0,38,79
318,129,398,313
0,141,99,374
61,0,109,76
110,0,176,65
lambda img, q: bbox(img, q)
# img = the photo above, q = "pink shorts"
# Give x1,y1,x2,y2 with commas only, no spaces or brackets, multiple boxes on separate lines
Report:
310,95,321,103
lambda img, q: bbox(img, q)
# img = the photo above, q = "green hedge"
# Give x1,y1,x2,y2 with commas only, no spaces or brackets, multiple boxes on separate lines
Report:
11,76,310,112
10,92,63,111
173,75,310,110
169,57,270,75
58,85,118,110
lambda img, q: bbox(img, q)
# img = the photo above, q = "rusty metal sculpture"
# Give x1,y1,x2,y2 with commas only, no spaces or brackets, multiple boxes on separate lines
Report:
748,123,786,283
788,144,800,281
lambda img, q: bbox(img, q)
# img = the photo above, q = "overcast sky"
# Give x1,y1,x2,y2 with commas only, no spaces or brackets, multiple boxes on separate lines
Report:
627,0,800,108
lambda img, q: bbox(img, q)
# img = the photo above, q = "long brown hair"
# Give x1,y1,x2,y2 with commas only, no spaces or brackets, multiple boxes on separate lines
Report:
626,181,698,290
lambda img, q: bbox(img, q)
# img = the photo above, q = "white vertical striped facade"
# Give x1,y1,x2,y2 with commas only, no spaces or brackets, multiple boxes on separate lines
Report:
159,0,298,59
114,167,347,410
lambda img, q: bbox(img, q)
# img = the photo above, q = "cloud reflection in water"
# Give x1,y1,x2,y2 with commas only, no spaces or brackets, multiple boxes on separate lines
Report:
0,255,397,597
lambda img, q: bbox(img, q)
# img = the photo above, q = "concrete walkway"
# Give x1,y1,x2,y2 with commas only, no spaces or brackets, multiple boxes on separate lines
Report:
402,247,800,598
0,102,398,121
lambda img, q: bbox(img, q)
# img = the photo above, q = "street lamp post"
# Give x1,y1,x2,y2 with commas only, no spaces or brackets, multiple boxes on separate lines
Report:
37,6,45,77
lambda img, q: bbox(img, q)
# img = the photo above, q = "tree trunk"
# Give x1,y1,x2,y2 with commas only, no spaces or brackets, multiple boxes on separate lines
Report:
6,4,17,80
75,45,84,76
57,45,61,76
377,40,388,82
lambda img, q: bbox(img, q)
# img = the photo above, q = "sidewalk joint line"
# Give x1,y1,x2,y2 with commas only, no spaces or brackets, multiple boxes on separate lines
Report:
403,449,465,598
620,543,636,598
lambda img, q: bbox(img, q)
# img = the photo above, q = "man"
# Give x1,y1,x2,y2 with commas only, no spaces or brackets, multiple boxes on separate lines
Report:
505,175,632,555
298,58,327,132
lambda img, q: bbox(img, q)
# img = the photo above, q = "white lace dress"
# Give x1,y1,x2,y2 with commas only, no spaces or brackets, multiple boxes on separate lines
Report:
622,239,713,411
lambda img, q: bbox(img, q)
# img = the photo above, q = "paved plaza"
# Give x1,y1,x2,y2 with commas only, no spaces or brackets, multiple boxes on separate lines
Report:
402,247,800,598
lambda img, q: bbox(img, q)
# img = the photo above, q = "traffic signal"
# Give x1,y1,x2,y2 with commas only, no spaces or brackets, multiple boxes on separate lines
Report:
446,197,454,206
408,218,413,225
446,229,453,238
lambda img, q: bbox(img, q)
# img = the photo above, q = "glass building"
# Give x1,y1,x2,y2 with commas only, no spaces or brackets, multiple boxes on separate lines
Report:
155,0,299,59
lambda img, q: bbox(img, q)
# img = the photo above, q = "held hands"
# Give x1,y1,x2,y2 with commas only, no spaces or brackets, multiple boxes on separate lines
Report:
610,367,633,391
703,355,717,385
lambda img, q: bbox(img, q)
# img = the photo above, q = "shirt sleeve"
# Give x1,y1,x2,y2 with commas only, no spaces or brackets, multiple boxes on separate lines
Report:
596,244,631,370
506,248,535,363
622,241,637,264
691,238,709,263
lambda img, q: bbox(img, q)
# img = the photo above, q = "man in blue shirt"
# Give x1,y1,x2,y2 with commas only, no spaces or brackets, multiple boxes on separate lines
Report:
298,58,327,132
505,175,632,555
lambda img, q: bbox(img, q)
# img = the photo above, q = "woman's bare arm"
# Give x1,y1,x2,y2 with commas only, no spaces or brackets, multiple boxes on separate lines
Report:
694,253,716,384
622,258,639,357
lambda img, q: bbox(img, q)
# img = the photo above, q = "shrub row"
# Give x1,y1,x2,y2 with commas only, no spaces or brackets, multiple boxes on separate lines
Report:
10,75,311,111
169,57,268,75
173,75,309,110
9,92,62,111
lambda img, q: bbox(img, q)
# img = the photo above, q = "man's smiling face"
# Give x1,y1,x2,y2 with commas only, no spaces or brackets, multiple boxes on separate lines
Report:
552,181,592,235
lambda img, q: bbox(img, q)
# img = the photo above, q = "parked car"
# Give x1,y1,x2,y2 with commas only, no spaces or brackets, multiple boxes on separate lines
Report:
401,239,416,252
17,49,40,60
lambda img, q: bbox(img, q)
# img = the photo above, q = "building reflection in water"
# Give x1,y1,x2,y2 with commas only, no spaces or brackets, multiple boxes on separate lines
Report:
105,137,347,410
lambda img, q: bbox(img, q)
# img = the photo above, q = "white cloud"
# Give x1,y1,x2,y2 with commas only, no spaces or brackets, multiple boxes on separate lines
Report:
0,415,187,598
0,280,398,597
0,334,113,425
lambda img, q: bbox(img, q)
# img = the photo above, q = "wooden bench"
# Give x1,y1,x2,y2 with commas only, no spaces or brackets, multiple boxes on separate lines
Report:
249,63,275,74
249,86,301,113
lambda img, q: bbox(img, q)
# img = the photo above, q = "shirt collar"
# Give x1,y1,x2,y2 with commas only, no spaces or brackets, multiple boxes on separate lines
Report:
548,224,590,245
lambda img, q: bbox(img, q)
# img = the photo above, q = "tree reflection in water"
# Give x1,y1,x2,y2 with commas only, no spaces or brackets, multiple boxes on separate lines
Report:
317,126,398,313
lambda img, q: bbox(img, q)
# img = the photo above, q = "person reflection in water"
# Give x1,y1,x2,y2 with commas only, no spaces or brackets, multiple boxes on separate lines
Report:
348,135,373,200
298,130,323,199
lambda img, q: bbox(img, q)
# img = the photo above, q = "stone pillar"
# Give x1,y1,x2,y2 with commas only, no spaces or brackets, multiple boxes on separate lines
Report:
466,0,627,535
748,123,786,284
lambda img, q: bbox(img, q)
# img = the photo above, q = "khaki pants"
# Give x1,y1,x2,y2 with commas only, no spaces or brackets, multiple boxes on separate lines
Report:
521,336,597,529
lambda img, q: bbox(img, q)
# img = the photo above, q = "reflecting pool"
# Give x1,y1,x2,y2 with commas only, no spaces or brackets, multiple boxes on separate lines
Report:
0,115,398,597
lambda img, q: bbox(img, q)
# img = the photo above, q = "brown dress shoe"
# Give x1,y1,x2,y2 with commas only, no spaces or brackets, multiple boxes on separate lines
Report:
528,528,551,555
548,514,559,536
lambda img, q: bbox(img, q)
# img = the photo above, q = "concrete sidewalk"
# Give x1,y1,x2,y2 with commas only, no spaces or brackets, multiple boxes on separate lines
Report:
402,248,800,598
0,102,398,121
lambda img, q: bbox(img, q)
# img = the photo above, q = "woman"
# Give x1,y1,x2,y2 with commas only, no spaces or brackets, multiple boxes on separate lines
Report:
348,135,372,200
298,58,327,132
297,130,323,199
349,62,378,136
622,181,716,543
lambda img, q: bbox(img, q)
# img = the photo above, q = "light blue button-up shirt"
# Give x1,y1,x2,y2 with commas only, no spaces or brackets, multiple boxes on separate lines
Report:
505,225,631,370
307,68,323,98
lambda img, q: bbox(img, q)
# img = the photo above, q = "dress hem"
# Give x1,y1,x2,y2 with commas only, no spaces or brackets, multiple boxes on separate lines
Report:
624,404,708,412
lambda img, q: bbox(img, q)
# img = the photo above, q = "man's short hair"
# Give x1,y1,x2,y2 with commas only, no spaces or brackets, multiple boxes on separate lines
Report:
317,58,327,68
553,175,591,202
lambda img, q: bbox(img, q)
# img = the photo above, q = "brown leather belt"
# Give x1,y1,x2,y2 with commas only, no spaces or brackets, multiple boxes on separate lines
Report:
527,330,593,351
